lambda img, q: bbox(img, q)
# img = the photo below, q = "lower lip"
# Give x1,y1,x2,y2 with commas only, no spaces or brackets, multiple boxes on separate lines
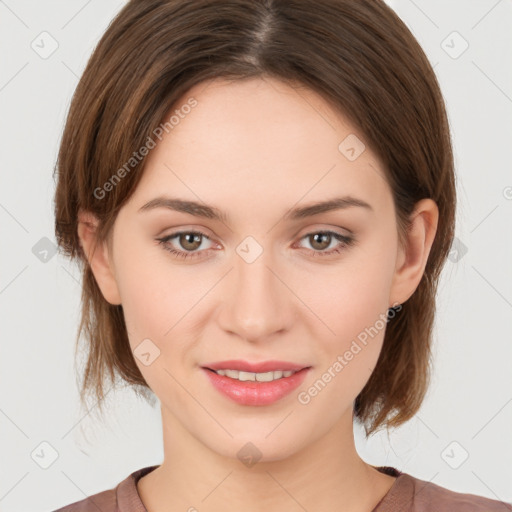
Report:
202,367,310,406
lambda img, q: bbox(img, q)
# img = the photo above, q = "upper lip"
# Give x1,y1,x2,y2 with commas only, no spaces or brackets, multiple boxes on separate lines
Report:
202,360,310,373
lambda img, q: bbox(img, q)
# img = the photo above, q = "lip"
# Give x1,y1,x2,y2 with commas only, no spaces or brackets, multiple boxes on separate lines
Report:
202,366,311,406
202,359,309,373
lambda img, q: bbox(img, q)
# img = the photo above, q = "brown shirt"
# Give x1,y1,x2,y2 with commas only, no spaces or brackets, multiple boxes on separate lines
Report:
53,465,512,511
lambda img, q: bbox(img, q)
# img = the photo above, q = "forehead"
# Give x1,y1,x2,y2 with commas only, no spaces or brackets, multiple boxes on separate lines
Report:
127,77,391,220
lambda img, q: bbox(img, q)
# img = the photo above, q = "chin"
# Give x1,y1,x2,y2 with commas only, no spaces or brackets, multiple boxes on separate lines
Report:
205,430,306,465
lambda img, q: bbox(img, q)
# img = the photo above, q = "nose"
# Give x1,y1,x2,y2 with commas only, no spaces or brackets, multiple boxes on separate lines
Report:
217,246,295,343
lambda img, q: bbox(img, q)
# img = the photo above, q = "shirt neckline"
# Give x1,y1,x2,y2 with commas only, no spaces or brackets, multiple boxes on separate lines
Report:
370,467,416,511
117,464,413,512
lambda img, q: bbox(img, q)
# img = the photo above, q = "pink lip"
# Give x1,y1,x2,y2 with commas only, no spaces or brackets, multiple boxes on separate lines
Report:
202,366,311,406
202,359,309,373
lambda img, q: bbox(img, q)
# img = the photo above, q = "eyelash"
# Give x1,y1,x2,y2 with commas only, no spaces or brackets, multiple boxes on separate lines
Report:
156,230,355,261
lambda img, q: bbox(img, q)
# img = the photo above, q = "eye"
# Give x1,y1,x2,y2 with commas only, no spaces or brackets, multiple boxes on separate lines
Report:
156,231,215,260
295,230,355,257
156,229,356,261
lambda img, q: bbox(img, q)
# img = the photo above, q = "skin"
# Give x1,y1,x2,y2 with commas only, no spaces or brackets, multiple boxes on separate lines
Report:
78,77,438,512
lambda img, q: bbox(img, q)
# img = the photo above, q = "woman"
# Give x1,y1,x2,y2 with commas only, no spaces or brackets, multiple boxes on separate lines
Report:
52,0,510,510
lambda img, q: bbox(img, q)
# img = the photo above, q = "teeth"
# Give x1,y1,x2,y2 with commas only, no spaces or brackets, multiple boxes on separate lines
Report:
214,369,296,381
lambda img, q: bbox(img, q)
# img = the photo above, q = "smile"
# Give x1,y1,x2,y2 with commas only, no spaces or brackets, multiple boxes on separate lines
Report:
209,368,299,382
202,366,311,406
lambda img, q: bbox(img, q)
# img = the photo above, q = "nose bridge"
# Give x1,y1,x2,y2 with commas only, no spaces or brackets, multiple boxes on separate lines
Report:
219,239,292,341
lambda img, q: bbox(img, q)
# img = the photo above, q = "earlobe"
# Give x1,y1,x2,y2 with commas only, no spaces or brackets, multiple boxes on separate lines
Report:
389,199,439,307
77,210,122,306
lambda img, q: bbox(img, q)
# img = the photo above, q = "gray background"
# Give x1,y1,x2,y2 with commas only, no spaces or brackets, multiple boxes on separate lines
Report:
1,1,511,510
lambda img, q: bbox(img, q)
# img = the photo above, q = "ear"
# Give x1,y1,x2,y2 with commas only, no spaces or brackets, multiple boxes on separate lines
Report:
77,209,122,305
388,198,439,307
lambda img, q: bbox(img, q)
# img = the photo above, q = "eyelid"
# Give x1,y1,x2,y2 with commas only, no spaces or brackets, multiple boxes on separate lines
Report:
156,224,215,239
294,223,353,238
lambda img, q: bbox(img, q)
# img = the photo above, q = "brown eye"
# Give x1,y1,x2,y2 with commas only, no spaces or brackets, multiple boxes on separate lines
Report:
157,229,355,262
308,232,332,251
297,230,355,258
156,230,214,260
178,232,203,251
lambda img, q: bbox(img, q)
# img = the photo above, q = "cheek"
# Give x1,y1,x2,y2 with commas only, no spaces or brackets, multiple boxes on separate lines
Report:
304,242,395,341
298,266,392,413
112,236,195,347
113,245,202,398
299,230,396,388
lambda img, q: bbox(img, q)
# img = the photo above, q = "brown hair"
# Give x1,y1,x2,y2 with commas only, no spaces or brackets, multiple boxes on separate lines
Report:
53,0,456,437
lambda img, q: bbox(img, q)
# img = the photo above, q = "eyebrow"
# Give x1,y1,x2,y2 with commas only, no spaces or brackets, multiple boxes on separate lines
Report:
137,195,373,223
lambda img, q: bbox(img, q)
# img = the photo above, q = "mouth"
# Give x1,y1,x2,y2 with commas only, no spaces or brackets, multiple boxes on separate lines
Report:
203,359,311,382
200,360,312,406
202,359,310,374
203,367,303,382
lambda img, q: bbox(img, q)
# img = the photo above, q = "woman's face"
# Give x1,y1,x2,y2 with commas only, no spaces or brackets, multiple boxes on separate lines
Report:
91,77,419,461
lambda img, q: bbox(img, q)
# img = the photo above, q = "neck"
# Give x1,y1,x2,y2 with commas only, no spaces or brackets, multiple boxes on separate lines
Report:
136,405,397,512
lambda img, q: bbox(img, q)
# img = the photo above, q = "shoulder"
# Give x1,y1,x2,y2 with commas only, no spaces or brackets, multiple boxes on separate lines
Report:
402,473,512,511
52,488,117,512
51,465,159,512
